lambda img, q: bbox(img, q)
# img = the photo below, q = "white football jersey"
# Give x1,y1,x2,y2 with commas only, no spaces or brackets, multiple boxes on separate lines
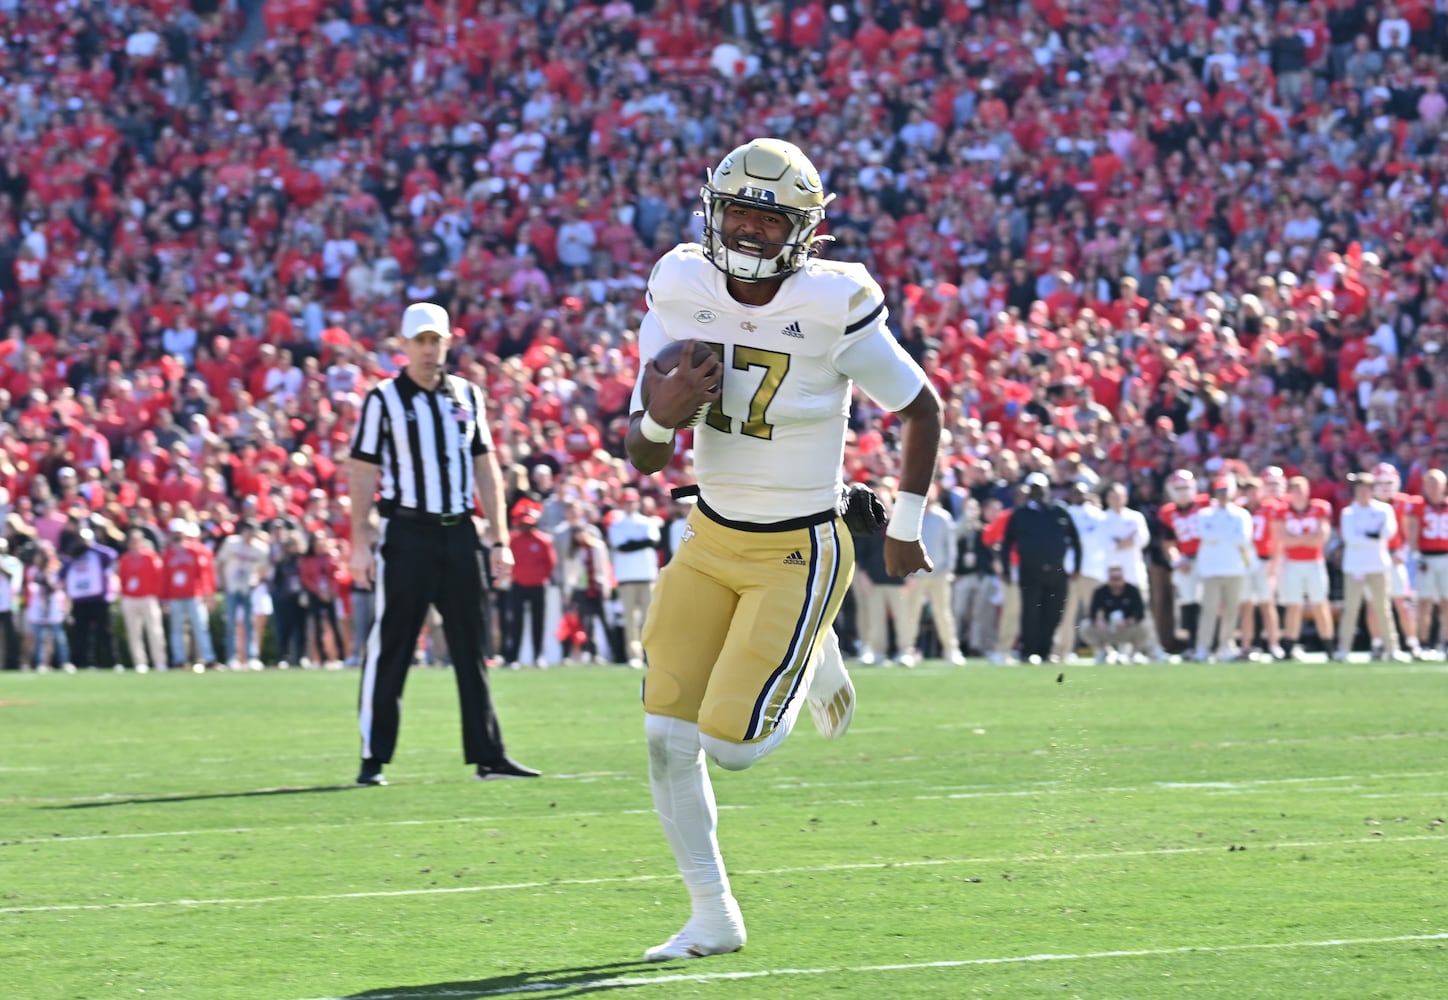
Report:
631,244,926,524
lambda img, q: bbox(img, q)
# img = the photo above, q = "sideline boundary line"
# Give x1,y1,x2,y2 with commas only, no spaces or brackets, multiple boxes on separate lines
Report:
286,931,1448,999
3,833,1441,915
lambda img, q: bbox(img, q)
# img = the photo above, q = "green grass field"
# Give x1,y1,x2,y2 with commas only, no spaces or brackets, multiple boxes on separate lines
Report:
2,659,1445,1000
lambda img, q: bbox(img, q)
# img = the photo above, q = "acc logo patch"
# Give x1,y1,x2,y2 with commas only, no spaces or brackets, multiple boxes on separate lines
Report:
694,309,717,324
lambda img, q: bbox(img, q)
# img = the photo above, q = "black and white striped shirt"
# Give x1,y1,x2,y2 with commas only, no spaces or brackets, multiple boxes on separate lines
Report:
350,371,493,516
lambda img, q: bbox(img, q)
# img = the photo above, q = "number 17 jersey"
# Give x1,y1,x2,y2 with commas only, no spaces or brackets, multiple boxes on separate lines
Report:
632,243,926,524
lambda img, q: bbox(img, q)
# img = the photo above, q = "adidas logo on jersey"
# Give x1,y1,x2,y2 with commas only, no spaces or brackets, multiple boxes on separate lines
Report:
780,321,804,338
782,550,807,566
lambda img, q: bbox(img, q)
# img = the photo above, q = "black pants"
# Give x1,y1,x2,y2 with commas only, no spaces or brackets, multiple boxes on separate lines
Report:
503,585,546,664
570,589,605,657
274,592,306,664
1018,565,1068,660
306,591,345,662
70,597,115,669
0,610,17,670
359,518,505,766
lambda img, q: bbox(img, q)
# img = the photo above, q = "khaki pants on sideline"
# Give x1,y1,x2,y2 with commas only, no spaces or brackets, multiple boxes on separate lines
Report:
996,582,1021,657
953,575,997,653
121,596,166,670
1339,571,1395,656
618,580,655,662
1196,575,1244,656
855,576,910,659
1081,621,1153,656
1055,575,1103,657
900,574,959,656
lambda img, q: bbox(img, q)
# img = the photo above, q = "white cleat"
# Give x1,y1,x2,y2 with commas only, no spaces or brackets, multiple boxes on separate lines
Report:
806,632,854,740
644,903,746,962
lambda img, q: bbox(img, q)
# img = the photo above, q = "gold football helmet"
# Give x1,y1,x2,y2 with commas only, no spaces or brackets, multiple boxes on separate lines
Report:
700,138,835,282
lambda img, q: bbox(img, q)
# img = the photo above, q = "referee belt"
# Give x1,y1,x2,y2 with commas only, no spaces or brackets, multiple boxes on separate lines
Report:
379,502,466,527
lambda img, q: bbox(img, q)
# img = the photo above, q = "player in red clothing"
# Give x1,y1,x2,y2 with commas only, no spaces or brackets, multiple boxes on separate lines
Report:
1160,469,1209,649
1237,472,1286,660
1410,469,1448,657
1273,475,1335,660
1372,463,1424,658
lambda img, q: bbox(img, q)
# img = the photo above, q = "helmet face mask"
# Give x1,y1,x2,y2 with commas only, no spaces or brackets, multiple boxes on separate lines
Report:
701,138,834,282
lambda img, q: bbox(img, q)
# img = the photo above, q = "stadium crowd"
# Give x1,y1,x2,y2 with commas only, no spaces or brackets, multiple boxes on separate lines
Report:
2,0,1448,670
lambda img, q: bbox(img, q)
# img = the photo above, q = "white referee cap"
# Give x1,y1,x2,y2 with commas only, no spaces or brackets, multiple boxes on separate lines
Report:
400,302,453,340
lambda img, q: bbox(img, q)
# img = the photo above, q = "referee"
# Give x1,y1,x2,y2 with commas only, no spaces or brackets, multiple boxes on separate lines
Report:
348,302,539,785
1001,472,1082,663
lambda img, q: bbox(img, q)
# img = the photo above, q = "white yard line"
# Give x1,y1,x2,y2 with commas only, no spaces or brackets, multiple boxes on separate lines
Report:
285,931,1448,999
7,770,1446,846
2,833,1441,916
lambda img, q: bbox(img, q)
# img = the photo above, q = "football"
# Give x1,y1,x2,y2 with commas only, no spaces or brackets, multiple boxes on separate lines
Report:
643,339,719,428
651,338,718,378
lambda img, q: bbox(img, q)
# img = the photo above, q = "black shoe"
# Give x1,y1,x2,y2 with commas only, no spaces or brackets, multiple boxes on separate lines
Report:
474,759,541,780
356,761,387,786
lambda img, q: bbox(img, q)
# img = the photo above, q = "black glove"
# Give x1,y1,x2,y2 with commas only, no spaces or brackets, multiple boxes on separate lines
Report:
839,483,888,537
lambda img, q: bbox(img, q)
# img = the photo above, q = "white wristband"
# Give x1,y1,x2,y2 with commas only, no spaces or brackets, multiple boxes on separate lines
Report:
886,491,927,542
639,411,674,444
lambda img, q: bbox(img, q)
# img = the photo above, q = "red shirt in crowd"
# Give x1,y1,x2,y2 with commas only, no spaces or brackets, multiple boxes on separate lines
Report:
162,541,216,599
118,549,165,599
510,526,557,588
300,550,339,600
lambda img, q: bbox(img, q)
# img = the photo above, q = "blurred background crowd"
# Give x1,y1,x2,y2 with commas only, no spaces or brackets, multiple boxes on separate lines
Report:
2,0,1448,670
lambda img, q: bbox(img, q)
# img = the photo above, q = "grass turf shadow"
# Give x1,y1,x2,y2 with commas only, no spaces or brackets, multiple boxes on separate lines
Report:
340,961,697,998
42,784,359,809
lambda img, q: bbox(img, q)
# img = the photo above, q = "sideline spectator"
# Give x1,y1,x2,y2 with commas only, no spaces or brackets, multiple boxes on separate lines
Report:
607,488,660,669
162,519,217,673
26,542,71,673
118,529,167,674
1083,567,1152,664
214,520,271,670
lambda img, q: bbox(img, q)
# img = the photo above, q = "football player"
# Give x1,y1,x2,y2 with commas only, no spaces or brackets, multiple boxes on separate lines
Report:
1372,463,1424,658
1273,475,1334,660
1237,474,1286,660
625,138,941,961
1160,469,1208,650
1411,468,1448,656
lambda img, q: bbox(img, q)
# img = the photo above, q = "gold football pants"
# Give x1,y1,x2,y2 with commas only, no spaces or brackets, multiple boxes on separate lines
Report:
642,502,854,744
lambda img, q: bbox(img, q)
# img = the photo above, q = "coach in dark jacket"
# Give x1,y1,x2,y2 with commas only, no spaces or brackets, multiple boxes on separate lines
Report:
1001,472,1082,663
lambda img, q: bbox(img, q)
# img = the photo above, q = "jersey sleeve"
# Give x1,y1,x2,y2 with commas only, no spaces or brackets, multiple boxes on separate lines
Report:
629,311,671,416
643,243,708,313
826,263,927,412
469,381,493,456
350,386,386,465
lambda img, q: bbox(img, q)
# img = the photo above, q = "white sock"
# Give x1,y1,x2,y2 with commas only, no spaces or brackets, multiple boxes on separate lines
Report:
645,713,731,901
